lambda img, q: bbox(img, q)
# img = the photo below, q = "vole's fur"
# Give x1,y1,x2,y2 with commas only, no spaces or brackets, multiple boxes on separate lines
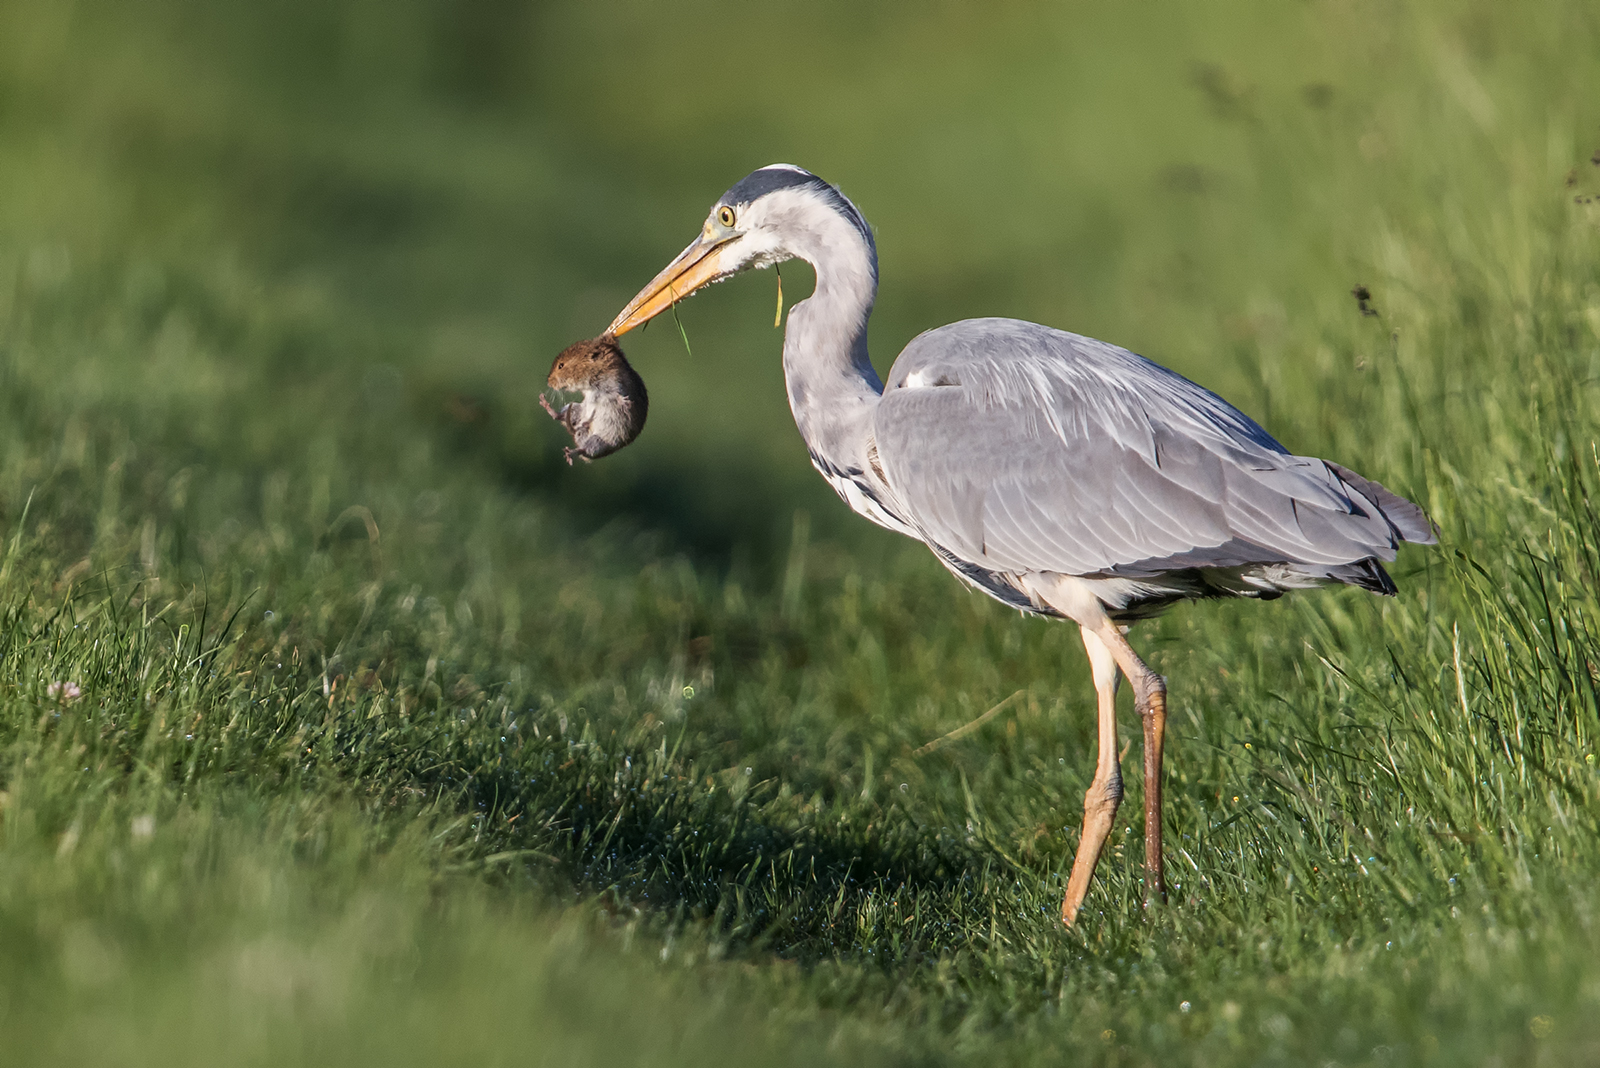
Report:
540,334,648,464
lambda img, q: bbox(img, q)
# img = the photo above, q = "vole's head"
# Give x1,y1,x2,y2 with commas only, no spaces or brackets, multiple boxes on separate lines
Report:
548,334,627,389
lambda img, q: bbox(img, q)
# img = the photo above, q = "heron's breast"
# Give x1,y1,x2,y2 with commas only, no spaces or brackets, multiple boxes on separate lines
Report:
810,454,919,540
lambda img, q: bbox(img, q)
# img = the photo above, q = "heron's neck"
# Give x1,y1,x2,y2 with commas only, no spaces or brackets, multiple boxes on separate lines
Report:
780,230,882,477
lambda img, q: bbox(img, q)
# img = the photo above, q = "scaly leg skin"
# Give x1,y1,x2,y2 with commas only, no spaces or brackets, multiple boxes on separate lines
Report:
1061,626,1124,926
1093,621,1168,909
1139,675,1167,906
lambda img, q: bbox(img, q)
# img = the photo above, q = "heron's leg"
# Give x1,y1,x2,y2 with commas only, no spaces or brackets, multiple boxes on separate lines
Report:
1091,620,1168,908
1061,626,1123,926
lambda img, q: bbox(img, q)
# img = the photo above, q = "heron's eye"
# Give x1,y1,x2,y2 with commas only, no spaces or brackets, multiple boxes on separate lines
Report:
717,206,736,228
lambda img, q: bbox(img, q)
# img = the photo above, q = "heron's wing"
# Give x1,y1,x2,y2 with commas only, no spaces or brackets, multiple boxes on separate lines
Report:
873,318,1433,579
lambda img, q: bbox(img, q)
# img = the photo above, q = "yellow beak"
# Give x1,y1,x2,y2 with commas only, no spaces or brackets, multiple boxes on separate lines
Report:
607,236,732,337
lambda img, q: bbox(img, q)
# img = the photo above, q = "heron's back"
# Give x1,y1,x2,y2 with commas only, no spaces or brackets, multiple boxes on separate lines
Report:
868,318,1433,618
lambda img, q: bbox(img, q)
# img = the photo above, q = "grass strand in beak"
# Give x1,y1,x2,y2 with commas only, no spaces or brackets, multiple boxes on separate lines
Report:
671,295,693,358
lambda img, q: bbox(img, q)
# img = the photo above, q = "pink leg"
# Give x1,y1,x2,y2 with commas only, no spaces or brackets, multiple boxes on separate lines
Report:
1062,626,1123,926
1091,620,1167,908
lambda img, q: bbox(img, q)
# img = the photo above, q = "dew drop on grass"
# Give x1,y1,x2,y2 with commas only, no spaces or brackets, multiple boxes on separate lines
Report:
1180,1001,1192,1013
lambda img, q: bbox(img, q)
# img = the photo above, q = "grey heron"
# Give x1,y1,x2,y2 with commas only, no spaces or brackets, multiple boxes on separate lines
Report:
606,164,1435,926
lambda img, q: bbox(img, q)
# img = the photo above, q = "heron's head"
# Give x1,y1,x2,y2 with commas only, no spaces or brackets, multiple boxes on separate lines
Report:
608,164,875,337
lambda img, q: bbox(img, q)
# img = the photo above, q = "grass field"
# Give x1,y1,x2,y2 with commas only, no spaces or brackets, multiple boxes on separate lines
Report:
3,1,1600,1063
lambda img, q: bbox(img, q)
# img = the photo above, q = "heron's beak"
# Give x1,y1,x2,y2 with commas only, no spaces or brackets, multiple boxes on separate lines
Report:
608,235,732,337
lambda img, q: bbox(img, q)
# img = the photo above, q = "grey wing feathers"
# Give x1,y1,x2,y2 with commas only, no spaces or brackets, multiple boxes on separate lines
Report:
1322,461,1437,544
872,319,1434,586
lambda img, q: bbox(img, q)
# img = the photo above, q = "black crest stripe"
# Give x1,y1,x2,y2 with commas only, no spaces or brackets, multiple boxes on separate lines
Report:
719,166,875,261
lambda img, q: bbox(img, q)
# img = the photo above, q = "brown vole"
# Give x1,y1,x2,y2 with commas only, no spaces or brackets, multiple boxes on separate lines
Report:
540,334,648,464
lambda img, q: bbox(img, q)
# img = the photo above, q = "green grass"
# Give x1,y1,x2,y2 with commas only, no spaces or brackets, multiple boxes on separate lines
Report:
3,0,1600,1063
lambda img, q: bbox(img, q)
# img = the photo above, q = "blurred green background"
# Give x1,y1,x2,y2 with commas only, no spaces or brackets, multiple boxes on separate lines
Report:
7,0,1555,560
3,1,1600,1064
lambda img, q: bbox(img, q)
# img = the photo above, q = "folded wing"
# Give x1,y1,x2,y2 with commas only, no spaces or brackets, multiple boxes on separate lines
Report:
872,319,1434,584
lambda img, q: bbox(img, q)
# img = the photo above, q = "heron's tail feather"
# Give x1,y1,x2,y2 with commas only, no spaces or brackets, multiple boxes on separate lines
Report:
1322,557,1399,596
